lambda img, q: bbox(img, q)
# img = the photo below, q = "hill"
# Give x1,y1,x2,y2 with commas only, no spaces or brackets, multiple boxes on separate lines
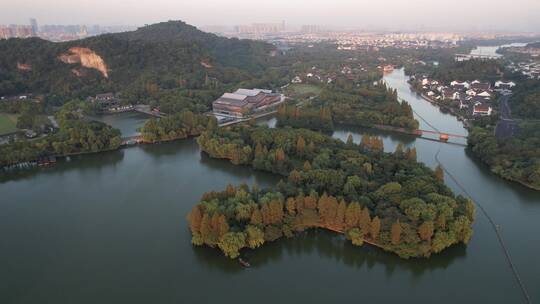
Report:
0,21,278,109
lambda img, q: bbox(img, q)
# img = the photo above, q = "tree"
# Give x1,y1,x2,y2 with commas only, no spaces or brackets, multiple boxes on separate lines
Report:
296,136,306,156
391,221,402,245
345,202,361,230
407,147,417,161
346,133,354,146
286,197,296,216
303,161,312,171
370,216,381,240
200,213,213,246
347,228,365,246
435,165,444,182
275,148,286,163
358,207,371,234
250,208,263,226
395,143,404,156
188,206,202,234
218,232,246,259
246,225,265,249
334,200,347,230
418,221,435,241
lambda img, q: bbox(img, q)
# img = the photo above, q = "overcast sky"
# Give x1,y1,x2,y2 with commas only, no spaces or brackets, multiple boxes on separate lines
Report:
2,0,540,32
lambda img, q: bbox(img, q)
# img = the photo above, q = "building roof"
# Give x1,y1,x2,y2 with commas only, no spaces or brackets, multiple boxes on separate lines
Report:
474,104,491,112
234,89,262,97
221,93,248,101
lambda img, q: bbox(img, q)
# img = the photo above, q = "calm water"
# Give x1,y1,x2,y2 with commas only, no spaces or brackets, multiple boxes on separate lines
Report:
469,43,528,58
1,69,539,303
89,112,151,137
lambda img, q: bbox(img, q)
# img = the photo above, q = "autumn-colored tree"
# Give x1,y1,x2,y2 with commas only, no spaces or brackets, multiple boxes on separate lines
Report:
226,184,235,196
418,221,435,241
360,134,370,149
334,200,347,230
317,194,338,227
345,202,361,229
391,221,402,245
288,169,302,184
435,165,444,182
275,148,286,163
307,141,316,154
358,207,371,234
261,203,272,226
295,192,305,214
188,205,202,234
286,197,296,216
304,192,318,209
250,208,263,226
269,200,284,224
303,161,312,171
395,143,404,156
200,213,213,246
407,147,417,161
296,136,306,156
370,216,381,240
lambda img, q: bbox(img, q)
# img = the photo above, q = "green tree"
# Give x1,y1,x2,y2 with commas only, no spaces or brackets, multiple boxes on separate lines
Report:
246,225,265,249
218,232,246,259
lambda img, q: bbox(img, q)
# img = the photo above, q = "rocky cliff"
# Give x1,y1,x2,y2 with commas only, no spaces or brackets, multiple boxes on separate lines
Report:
59,47,108,78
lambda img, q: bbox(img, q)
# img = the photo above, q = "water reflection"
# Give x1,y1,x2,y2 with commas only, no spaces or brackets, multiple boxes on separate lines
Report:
192,230,467,276
0,150,125,184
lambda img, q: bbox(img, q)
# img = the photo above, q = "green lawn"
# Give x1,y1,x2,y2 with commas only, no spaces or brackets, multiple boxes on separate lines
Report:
287,84,322,96
0,113,19,135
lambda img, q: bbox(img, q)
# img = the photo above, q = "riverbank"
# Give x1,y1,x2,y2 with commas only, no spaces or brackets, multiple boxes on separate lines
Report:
407,80,473,129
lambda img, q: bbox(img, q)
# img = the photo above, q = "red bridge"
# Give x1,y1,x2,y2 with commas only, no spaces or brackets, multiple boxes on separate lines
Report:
373,125,467,144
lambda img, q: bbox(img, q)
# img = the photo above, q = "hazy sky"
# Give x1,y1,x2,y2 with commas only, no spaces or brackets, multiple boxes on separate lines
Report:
2,0,540,32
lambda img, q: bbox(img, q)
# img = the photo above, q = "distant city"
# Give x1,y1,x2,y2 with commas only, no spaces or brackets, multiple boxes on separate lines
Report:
201,22,540,50
2,19,539,46
0,18,136,42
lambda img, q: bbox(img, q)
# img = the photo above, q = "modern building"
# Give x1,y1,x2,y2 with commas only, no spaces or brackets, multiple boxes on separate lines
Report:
212,89,283,117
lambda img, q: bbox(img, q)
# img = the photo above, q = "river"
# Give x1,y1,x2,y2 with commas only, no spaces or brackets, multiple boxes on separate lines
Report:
1,69,539,303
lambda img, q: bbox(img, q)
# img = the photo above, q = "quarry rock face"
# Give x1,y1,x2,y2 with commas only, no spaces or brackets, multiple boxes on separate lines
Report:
59,47,109,78
17,62,32,71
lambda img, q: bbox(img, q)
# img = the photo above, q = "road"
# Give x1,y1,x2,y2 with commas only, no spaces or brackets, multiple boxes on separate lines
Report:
495,94,518,139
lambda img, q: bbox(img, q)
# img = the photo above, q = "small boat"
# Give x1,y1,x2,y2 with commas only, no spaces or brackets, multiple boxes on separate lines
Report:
238,258,251,268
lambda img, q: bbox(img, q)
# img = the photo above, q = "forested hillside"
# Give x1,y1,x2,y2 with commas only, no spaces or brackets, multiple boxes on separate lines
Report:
0,21,278,109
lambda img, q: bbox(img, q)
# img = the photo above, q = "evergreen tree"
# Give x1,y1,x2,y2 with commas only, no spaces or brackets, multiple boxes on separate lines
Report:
346,133,354,146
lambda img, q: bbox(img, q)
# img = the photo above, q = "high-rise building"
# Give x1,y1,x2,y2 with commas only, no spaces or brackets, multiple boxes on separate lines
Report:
29,18,38,35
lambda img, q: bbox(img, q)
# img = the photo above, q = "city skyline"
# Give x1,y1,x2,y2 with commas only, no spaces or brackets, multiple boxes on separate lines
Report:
1,0,540,32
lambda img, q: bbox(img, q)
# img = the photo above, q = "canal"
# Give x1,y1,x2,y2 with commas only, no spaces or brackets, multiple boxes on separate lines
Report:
1,69,539,303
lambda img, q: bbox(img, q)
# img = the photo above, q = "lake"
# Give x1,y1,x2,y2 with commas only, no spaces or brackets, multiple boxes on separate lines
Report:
1,69,539,303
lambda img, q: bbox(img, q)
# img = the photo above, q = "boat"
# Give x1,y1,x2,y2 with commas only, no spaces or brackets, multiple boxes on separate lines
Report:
238,258,251,268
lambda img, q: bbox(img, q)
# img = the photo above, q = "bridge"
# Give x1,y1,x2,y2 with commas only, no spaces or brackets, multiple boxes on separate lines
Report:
133,105,167,118
373,124,467,144
121,135,144,146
